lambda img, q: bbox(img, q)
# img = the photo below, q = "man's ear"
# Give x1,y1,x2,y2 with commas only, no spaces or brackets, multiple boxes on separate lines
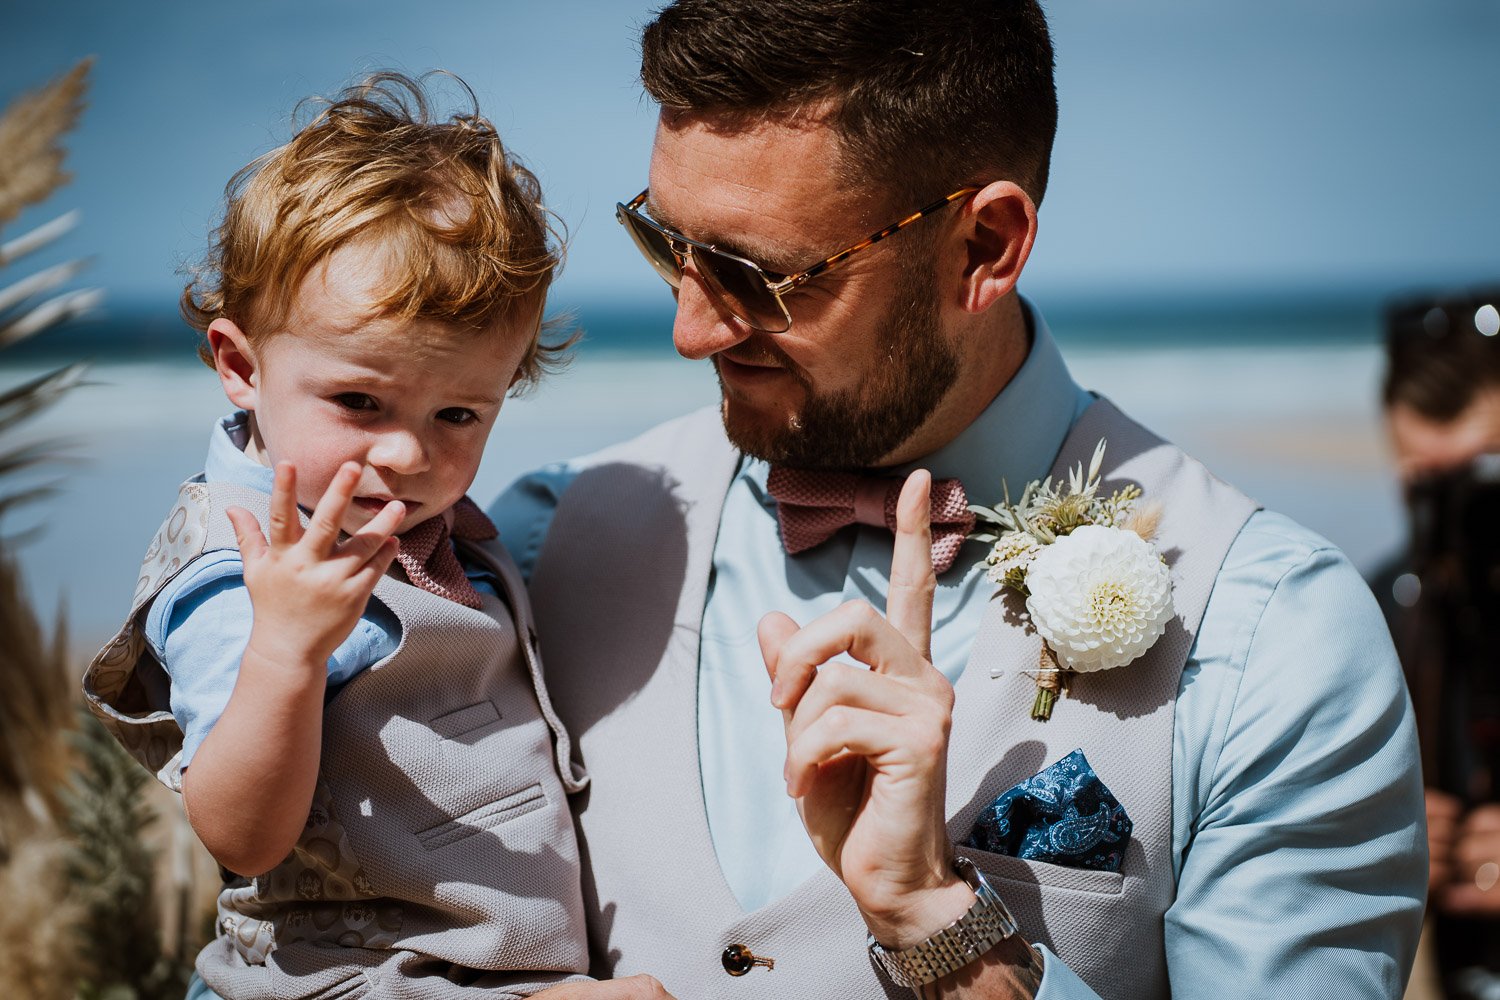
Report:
953,180,1038,314
207,318,260,411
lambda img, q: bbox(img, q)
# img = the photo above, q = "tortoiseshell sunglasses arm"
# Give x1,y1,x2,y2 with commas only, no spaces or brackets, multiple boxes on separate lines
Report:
767,186,980,294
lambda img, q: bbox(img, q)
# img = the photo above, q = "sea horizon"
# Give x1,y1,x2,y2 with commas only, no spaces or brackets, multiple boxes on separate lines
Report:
0,284,1410,368
1,293,1408,647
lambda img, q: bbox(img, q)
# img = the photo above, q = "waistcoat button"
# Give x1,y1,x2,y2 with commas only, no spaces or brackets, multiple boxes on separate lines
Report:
722,944,775,976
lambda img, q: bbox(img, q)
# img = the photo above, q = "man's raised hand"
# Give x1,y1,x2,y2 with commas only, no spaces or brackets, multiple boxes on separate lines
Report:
758,470,974,948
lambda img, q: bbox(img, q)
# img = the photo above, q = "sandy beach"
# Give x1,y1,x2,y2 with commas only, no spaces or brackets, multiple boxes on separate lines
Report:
2,341,1401,650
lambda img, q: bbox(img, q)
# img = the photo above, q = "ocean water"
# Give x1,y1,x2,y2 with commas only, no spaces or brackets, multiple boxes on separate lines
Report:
1,298,1403,647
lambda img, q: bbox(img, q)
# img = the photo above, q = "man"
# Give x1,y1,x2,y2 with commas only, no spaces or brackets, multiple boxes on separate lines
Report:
1371,288,1500,1000
495,1,1426,996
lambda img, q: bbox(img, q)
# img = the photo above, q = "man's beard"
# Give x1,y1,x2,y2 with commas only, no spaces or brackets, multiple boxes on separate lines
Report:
717,251,960,470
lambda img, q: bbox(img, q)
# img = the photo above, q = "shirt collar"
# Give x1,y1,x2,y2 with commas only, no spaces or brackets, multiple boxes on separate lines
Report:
203,410,275,492
742,299,1090,507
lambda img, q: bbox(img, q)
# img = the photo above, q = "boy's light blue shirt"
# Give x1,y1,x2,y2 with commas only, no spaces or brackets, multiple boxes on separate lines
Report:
144,411,496,768
491,310,1426,997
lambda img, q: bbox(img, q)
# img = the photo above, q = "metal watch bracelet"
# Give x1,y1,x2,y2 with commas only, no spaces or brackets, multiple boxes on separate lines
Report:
867,856,1032,990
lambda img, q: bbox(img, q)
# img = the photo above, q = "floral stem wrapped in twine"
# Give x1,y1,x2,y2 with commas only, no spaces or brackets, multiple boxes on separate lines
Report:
1032,646,1070,722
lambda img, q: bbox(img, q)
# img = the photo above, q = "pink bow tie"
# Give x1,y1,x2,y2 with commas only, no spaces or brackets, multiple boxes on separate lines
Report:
766,467,976,575
394,496,497,609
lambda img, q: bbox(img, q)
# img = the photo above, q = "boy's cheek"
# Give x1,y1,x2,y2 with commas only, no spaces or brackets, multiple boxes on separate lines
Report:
294,477,338,521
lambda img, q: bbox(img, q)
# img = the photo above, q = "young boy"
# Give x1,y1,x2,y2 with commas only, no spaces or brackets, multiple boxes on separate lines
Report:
84,73,591,999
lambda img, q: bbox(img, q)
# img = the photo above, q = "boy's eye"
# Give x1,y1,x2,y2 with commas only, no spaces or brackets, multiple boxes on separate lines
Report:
334,393,378,412
437,408,479,426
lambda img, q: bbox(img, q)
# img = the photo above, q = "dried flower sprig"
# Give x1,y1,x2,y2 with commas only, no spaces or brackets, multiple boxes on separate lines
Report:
970,440,1144,596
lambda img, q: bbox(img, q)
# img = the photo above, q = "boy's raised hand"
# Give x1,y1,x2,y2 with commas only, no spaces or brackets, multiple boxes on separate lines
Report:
225,461,403,672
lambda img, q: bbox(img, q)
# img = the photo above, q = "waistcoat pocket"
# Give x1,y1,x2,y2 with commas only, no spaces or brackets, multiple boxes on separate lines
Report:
414,783,547,851
430,700,503,742
959,844,1126,896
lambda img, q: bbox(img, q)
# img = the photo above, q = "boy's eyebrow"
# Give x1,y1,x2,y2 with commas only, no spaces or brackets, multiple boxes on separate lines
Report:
452,390,505,407
316,371,505,408
426,387,508,409
644,196,802,276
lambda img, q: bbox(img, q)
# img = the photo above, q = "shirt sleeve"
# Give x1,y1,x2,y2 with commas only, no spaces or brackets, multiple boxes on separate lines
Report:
1160,539,1426,995
488,462,578,583
1033,945,1103,999
143,551,401,768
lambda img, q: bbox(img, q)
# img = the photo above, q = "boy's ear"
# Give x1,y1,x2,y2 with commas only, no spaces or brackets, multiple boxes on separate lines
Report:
207,318,260,411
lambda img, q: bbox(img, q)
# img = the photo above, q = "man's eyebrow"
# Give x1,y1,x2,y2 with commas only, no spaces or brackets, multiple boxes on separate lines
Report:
644,196,803,276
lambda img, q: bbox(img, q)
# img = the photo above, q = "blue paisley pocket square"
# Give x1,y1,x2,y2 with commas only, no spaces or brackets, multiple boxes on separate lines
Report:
965,749,1131,873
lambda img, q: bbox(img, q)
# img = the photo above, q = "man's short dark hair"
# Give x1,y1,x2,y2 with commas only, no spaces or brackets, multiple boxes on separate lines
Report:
1382,287,1500,421
639,0,1058,208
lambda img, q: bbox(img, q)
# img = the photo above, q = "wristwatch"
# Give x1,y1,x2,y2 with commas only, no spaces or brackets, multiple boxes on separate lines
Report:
867,856,1026,989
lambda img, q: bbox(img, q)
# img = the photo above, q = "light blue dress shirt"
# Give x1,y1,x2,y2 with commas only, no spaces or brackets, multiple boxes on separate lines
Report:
146,411,496,768
492,310,1426,997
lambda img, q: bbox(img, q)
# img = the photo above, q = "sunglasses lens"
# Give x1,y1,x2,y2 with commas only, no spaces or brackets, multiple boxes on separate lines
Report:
618,201,791,333
696,252,791,334
619,209,684,289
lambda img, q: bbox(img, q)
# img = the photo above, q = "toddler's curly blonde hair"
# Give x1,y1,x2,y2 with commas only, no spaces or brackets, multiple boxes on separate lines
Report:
182,70,569,390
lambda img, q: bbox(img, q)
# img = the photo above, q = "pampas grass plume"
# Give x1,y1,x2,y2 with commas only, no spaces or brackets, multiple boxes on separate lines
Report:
0,60,91,228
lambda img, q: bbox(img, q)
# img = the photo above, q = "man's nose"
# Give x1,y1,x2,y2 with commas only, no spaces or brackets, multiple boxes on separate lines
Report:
367,427,430,476
672,267,752,361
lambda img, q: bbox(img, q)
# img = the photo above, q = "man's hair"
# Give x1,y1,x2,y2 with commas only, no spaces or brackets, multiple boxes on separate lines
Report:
182,71,568,390
1382,287,1500,421
639,0,1058,207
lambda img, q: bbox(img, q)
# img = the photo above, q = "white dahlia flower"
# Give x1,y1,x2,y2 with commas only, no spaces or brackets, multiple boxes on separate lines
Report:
1024,524,1174,673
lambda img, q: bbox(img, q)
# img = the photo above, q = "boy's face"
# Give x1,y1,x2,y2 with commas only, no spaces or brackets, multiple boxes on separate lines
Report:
209,243,532,536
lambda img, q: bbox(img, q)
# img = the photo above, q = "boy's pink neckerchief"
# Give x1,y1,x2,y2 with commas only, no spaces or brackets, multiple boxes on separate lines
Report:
393,497,497,609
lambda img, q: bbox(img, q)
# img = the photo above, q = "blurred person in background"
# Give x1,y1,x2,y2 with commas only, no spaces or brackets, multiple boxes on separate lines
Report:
1373,286,1500,1000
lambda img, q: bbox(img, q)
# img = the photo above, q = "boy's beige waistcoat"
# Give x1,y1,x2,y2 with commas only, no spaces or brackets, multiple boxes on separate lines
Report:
84,481,590,1000
527,399,1257,1000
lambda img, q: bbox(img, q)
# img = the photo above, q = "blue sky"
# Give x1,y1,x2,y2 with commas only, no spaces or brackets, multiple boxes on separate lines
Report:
2,0,1497,315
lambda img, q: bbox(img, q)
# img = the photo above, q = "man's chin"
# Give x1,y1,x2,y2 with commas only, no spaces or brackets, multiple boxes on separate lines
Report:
714,365,804,458
719,397,872,469
718,395,794,461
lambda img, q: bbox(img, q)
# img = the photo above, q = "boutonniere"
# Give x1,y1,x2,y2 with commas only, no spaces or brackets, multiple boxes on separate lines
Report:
969,440,1174,721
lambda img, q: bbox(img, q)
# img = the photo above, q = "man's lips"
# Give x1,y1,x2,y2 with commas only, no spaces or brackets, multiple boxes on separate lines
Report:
716,353,788,387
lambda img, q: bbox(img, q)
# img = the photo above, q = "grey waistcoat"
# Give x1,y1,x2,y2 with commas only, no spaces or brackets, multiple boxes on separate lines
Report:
527,399,1258,1000
84,480,590,1000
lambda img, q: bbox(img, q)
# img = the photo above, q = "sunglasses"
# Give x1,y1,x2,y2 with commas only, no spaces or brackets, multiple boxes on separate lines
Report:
615,186,979,333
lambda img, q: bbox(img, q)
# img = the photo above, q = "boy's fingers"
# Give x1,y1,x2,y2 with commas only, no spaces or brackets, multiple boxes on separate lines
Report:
340,501,406,566
304,462,360,555
887,470,936,661
350,537,399,592
225,506,269,563
267,462,302,548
